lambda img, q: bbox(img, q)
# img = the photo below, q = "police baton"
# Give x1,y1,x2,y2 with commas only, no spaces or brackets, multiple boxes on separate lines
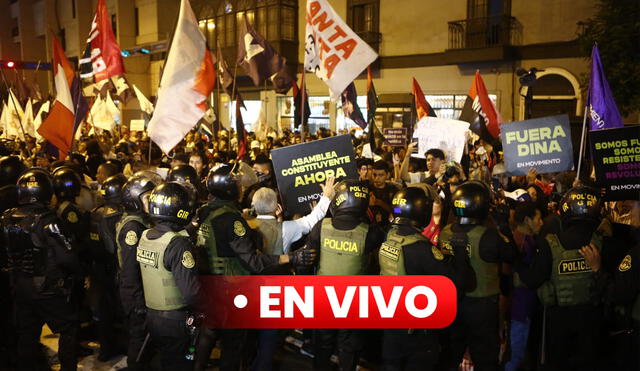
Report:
136,333,151,362
540,306,547,365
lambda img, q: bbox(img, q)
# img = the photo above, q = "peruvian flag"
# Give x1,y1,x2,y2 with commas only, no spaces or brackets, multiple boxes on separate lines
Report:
37,33,83,159
79,0,125,81
147,0,216,154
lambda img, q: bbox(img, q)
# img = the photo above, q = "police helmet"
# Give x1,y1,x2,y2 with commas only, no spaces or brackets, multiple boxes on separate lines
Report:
451,181,491,224
329,179,370,217
559,186,601,222
391,185,435,229
52,167,82,200
148,182,196,225
0,156,26,187
122,172,164,212
167,164,199,185
206,164,239,201
17,168,53,205
101,173,128,202
0,139,15,156
441,161,466,184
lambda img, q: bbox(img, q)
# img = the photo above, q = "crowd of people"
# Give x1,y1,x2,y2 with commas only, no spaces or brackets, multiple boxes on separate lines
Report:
0,124,638,371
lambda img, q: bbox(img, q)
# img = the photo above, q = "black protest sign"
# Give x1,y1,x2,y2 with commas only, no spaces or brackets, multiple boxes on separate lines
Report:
501,114,573,176
383,128,407,147
271,135,358,215
590,126,640,201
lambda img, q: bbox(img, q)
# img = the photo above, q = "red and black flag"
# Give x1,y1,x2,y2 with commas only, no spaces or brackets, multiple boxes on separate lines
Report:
79,0,125,82
341,82,366,129
459,70,502,143
292,74,310,129
367,66,383,154
411,77,437,119
235,95,248,160
237,14,293,93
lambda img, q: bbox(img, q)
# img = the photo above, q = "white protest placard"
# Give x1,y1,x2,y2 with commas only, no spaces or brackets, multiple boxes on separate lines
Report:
130,119,146,132
412,116,470,163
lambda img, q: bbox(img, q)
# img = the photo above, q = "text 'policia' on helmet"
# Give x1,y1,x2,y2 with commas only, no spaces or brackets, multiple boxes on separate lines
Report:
17,168,54,205
0,155,26,187
101,174,128,202
167,164,199,185
391,185,434,230
122,172,164,212
206,163,239,201
560,186,602,222
329,179,370,217
451,181,491,225
148,181,196,225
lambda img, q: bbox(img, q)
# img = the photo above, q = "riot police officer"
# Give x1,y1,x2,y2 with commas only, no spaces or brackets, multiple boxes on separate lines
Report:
2,169,84,371
88,173,126,361
438,181,517,371
0,155,26,369
137,181,200,371
306,179,385,370
52,166,89,243
0,155,26,213
514,186,608,370
116,171,163,370
379,184,471,370
193,163,316,371
168,164,207,202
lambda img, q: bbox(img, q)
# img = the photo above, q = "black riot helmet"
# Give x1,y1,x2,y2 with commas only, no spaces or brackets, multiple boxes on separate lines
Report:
167,164,199,185
101,173,128,202
17,168,54,205
52,167,82,201
560,186,601,222
148,182,196,225
122,172,164,212
391,185,435,230
0,155,27,187
206,164,239,201
451,181,491,225
329,179,370,217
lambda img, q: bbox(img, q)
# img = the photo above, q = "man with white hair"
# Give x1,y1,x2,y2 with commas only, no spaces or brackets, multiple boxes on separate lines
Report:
248,177,336,255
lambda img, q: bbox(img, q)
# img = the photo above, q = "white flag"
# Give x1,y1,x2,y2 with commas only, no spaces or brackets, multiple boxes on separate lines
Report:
23,99,35,137
147,0,215,154
132,84,154,115
304,0,378,100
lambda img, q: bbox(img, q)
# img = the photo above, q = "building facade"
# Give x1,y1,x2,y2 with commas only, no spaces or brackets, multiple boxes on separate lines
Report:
1,0,625,134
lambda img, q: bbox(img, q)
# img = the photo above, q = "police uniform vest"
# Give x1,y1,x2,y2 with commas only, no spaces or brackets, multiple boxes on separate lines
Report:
537,233,594,307
2,207,68,294
90,204,123,255
379,227,429,275
439,224,499,297
196,204,250,275
115,213,148,268
317,219,368,275
247,217,284,255
136,229,189,311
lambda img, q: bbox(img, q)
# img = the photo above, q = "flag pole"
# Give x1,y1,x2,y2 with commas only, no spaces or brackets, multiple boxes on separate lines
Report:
575,104,590,182
300,68,307,142
0,65,31,157
230,61,239,154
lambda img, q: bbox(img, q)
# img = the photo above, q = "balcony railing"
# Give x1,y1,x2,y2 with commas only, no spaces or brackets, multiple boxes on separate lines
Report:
448,15,521,50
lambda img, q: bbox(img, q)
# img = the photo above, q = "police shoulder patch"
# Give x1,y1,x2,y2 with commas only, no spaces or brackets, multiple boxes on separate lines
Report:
182,250,196,269
67,211,78,223
233,220,246,237
125,230,139,246
619,254,632,272
432,245,444,261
